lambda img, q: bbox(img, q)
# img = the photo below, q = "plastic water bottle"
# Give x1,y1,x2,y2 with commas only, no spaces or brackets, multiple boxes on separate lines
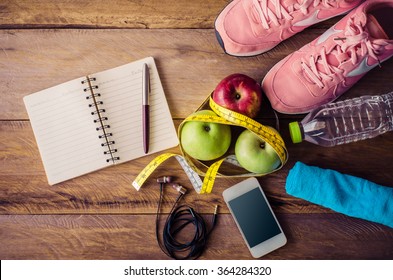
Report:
289,92,393,147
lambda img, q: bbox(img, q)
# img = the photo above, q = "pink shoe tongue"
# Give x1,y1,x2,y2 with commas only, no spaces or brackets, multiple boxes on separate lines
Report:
309,14,389,78
304,12,390,85
282,0,301,7
366,14,389,40
250,0,301,24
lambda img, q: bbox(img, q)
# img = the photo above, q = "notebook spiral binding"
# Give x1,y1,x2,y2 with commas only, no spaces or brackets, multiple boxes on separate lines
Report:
82,77,120,163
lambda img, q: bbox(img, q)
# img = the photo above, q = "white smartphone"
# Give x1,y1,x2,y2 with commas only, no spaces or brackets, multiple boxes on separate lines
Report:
223,177,287,258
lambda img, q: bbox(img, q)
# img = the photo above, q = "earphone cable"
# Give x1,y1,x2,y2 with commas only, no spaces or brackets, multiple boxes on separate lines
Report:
155,183,217,260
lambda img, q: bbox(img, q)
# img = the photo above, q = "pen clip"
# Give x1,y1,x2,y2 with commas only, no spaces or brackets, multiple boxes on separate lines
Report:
142,63,150,105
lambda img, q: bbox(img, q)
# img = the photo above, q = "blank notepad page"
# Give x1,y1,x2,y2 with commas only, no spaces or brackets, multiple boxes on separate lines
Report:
24,78,110,185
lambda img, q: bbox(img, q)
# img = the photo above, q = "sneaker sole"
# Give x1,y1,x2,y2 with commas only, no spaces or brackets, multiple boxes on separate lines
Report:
215,28,280,57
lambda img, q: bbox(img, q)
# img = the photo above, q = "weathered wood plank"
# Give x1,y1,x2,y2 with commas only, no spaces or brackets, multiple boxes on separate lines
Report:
0,0,343,29
0,0,227,29
1,120,392,214
1,214,392,260
2,29,393,120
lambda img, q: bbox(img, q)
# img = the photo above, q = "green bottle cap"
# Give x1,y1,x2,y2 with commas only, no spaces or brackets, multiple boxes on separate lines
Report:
289,122,303,144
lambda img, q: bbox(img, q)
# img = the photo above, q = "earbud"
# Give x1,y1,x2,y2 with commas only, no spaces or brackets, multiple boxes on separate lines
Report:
156,177,186,195
172,183,187,195
156,176,173,184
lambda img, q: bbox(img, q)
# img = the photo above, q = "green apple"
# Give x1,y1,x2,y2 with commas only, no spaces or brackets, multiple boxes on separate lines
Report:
180,110,231,161
235,129,280,173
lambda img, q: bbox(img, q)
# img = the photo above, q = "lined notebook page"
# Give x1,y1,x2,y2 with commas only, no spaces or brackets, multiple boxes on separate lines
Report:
23,77,111,185
91,57,178,163
24,57,178,185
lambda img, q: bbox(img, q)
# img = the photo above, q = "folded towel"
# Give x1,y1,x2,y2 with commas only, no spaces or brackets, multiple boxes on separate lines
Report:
286,162,393,228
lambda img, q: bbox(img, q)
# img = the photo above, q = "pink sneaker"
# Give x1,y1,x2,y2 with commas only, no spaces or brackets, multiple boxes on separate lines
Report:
262,0,393,114
215,0,364,56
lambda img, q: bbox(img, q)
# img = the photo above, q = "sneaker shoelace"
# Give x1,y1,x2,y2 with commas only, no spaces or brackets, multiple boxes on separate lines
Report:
253,0,335,29
301,17,390,88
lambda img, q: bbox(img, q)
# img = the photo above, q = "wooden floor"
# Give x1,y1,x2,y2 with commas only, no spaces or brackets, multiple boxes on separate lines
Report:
1,0,393,260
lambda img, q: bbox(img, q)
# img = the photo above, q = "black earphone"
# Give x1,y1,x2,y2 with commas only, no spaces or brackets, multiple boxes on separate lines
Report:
154,176,217,260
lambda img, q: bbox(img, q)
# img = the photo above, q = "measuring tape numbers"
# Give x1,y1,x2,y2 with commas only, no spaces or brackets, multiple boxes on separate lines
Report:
132,96,288,194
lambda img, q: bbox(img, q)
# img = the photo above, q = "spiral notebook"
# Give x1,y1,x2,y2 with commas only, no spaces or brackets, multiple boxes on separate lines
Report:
24,57,179,185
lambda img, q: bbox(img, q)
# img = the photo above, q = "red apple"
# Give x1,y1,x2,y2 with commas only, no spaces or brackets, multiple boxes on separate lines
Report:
212,73,262,118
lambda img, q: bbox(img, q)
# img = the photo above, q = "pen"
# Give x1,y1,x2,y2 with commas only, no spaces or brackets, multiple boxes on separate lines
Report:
142,63,150,154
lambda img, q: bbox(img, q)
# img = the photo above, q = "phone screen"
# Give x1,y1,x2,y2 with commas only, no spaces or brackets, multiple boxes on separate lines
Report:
228,187,281,248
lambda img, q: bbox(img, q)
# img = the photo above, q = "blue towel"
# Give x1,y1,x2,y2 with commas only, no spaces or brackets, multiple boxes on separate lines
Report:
285,162,393,228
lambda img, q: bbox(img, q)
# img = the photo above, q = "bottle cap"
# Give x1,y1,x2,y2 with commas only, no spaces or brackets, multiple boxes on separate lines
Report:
289,122,303,144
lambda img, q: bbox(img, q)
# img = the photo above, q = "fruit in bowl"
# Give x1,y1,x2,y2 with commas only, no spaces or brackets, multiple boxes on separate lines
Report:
212,73,262,118
235,129,280,173
180,110,231,161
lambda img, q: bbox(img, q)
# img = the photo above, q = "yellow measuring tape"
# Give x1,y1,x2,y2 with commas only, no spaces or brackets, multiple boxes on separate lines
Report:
132,96,288,194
